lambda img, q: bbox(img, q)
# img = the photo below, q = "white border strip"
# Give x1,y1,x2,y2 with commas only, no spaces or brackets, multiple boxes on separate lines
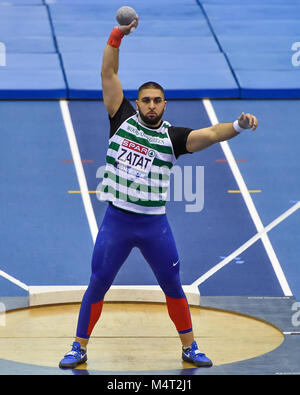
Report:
283,332,300,335
60,100,98,243
201,99,293,296
28,284,200,307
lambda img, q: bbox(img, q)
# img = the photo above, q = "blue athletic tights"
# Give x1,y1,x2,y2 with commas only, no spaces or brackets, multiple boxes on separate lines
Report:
76,204,192,339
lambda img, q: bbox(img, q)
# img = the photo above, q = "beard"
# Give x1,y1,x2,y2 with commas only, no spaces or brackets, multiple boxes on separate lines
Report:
137,107,165,126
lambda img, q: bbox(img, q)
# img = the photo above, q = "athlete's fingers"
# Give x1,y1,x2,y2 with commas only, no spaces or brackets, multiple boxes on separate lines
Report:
119,18,138,35
246,114,258,130
252,116,258,130
238,112,245,122
246,114,253,127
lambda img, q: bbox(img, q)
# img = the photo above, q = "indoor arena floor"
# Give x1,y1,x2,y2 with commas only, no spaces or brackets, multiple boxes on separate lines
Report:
0,98,299,375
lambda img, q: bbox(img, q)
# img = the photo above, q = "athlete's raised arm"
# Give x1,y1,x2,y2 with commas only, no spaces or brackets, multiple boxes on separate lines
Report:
186,112,258,153
101,18,138,118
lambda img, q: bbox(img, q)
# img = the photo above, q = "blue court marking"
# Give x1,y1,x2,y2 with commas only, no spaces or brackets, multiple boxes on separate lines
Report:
0,101,93,293
68,100,284,296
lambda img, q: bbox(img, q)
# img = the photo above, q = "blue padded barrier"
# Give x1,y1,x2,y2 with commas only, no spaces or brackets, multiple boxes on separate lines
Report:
0,6,55,53
49,0,230,99
52,19,212,37
65,68,239,100
217,36,300,53
209,20,300,37
1,37,56,53
5,53,62,70
235,70,300,99
119,69,239,99
0,5,48,18
200,1,300,98
0,18,53,37
0,70,67,99
0,0,42,3
0,4,67,98
0,54,67,99
226,52,297,71
202,4,300,20
45,0,194,4
56,36,220,54
62,51,239,99
48,3,203,21
47,4,115,21
1,0,299,99
62,52,230,73
200,0,300,3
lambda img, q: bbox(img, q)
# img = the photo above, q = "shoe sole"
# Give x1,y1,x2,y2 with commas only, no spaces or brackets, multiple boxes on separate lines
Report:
182,354,213,367
59,355,87,369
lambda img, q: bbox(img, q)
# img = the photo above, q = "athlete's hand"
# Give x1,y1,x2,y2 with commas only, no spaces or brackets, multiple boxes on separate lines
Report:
238,113,258,131
118,16,139,35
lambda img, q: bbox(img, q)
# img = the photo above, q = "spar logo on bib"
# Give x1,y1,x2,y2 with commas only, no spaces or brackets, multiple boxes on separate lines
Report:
116,138,156,175
122,139,148,154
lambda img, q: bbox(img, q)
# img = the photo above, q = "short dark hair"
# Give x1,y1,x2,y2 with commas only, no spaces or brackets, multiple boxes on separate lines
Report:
138,81,165,98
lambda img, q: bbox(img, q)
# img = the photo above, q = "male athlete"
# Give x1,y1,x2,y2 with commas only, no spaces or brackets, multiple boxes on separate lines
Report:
59,18,258,369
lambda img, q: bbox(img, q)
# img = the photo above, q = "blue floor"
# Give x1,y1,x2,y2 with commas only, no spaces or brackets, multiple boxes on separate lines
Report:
68,99,286,296
0,99,299,297
0,101,93,289
0,98,299,375
1,0,299,377
211,99,300,301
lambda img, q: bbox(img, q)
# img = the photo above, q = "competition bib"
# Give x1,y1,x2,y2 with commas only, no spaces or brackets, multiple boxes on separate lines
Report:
115,138,156,178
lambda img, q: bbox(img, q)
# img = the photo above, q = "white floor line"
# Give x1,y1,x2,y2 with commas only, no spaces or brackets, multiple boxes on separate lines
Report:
191,201,300,288
60,100,98,243
0,269,29,291
264,201,300,234
201,99,293,296
283,332,300,335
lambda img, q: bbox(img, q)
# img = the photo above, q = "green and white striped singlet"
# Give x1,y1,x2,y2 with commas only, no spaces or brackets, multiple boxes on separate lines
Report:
100,113,177,215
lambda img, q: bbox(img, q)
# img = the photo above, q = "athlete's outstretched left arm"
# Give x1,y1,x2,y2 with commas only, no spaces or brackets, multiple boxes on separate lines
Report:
186,112,258,153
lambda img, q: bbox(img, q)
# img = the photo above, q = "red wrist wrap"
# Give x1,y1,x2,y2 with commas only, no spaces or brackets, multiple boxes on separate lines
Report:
107,27,124,48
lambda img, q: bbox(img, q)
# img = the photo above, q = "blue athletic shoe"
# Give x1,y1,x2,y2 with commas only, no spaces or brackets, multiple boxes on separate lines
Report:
182,341,212,367
59,342,87,369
